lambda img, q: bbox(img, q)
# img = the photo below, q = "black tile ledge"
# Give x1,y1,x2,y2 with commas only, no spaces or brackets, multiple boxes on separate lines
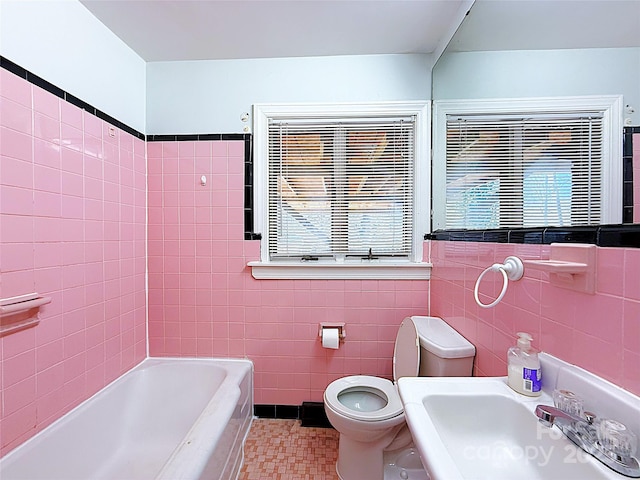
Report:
598,225,640,248
542,227,598,245
427,224,640,249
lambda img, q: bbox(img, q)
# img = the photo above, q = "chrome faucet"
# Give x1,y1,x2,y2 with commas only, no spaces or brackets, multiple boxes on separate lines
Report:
535,404,640,477
536,405,585,429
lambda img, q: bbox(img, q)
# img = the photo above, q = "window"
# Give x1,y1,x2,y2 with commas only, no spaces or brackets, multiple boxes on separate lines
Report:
432,96,623,230
251,103,430,280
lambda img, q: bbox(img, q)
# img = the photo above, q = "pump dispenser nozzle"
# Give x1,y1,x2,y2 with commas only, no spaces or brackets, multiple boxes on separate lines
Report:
516,332,533,352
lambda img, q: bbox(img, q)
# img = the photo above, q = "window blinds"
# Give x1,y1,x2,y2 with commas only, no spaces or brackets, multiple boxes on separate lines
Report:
445,112,604,229
267,118,415,259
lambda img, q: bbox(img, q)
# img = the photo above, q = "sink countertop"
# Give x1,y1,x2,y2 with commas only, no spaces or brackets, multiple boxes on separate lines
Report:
398,353,640,480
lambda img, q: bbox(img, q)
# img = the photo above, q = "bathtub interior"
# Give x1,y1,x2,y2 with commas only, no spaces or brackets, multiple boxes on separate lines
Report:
0,358,253,480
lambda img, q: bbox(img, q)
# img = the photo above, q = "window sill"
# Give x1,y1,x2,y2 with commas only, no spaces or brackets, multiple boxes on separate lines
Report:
247,261,432,280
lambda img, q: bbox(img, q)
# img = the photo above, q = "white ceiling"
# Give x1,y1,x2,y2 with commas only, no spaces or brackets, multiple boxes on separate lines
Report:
79,0,467,62
79,0,640,63
447,0,640,52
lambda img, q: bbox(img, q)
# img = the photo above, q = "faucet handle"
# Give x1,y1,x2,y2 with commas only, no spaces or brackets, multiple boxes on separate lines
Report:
584,411,597,425
597,419,638,458
553,389,584,417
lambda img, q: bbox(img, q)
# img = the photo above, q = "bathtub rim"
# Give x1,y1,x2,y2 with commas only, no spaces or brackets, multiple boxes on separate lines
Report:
0,356,255,472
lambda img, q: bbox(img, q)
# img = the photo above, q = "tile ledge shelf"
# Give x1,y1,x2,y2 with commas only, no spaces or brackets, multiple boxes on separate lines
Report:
248,261,431,280
522,259,588,273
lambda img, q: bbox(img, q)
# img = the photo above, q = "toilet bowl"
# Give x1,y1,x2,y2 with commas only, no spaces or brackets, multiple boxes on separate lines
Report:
324,375,405,442
324,316,475,480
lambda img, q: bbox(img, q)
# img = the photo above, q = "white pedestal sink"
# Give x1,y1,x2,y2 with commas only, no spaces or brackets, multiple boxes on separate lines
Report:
398,353,640,480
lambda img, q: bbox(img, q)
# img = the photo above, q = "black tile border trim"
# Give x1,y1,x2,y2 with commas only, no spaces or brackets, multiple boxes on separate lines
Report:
1,55,145,140
425,224,640,248
244,135,261,241
146,133,250,142
254,403,299,419
254,402,333,428
623,127,636,223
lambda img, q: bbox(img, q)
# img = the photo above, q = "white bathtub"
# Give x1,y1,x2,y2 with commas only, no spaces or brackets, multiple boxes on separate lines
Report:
0,358,253,480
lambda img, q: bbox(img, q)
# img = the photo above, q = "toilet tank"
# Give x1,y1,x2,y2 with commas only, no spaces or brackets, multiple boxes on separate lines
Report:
410,316,476,377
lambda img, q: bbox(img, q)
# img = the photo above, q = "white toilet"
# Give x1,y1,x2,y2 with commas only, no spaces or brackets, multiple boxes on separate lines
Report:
324,316,476,480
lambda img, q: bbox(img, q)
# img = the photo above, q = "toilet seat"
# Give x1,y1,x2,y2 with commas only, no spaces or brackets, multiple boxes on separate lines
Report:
324,317,421,423
324,375,404,422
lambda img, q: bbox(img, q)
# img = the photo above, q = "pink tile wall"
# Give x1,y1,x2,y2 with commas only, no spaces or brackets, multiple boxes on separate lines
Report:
634,133,640,223
429,240,640,396
147,141,429,405
0,69,147,455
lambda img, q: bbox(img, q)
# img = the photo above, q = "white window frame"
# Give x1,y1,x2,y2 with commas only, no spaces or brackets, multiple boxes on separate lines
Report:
249,102,431,280
432,95,623,230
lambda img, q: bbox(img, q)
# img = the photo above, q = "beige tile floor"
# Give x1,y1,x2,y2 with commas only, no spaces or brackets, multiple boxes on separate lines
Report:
239,418,340,480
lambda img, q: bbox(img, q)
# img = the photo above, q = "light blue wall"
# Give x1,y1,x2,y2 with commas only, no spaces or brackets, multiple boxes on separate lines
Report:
0,0,432,136
433,47,640,125
0,0,146,132
146,54,432,134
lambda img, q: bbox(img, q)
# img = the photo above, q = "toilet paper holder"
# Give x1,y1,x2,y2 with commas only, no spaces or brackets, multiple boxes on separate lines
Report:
318,323,346,341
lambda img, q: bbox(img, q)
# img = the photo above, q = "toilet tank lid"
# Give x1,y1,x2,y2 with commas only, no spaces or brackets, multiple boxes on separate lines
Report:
410,316,476,359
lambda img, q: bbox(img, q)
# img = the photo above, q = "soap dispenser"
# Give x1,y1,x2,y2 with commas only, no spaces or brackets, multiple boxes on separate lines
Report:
507,332,541,396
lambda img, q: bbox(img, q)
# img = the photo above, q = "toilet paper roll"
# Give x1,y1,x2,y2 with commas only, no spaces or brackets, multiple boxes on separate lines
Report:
322,328,340,349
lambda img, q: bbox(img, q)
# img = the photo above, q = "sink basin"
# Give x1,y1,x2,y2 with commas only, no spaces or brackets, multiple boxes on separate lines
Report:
398,377,620,480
